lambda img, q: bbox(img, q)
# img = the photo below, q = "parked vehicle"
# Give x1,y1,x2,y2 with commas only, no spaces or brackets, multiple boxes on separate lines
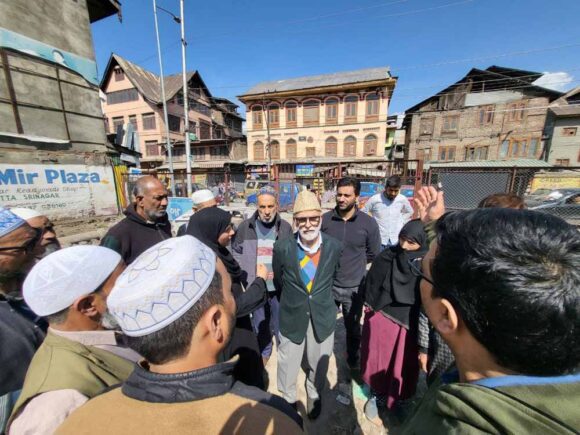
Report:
246,182,301,208
526,188,580,209
244,179,270,198
528,189,580,223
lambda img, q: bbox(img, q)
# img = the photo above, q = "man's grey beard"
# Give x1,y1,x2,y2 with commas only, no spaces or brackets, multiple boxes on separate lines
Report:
298,223,321,242
101,310,120,330
259,213,276,224
146,209,166,221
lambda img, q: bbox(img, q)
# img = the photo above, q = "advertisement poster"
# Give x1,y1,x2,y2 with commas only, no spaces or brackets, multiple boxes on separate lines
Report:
0,164,118,219
167,197,193,221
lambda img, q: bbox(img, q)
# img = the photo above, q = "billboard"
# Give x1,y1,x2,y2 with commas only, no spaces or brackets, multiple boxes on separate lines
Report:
0,163,118,219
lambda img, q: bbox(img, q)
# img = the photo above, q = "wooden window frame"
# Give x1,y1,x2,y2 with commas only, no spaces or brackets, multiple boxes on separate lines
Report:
268,104,280,128
363,134,378,156
192,147,206,161
270,140,280,160
286,139,297,159
252,106,263,130
128,115,138,130
253,141,265,161
344,96,358,123
325,98,338,125
419,117,434,135
303,100,320,126
562,127,577,137
285,102,297,128
114,68,124,82
306,147,316,157
555,158,570,166
142,113,156,130
168,115,181,133
111,116,124,133
442,115,459,133
478,105,494,126
507,102,526,122
325,137,338,157
106,88,139,105
465,145,488,161
365,94,380,122
502,137,540,158
438,145,456,162
344,136,357,157
145,140,159,157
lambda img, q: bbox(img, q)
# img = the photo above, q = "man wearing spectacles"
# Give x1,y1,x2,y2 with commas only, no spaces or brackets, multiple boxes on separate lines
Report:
11,208,61,258
273,191,342,420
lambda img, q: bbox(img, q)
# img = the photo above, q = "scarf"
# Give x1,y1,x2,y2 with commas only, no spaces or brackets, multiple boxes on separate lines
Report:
186,207,243,283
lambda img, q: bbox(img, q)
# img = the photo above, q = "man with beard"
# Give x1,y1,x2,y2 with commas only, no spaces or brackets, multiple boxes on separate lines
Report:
273,191,342,420
57,236,302,434
101,175,171,264
8,246,138,435
0,208,45,432
364,175,413,250
232,187,293,365
11,208,61,257
321,178,380,371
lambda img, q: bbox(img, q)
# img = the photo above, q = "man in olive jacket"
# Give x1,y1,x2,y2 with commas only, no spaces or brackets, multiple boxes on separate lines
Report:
273,191,342,420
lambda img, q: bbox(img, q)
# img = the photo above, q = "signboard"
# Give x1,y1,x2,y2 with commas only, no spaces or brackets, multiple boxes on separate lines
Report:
167,197,193,221
296,164,315,177
298,136,307,142
0,164,118,219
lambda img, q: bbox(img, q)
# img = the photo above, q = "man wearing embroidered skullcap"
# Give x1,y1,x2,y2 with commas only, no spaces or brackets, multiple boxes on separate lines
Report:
7,246,137,435
11,208,61,257
273,191,342,420
0,207,45,433
56,236,303,434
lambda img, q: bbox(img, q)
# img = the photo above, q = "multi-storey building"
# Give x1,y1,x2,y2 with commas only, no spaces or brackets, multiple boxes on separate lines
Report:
100,54,246,184
544,87,580,166
404,66,563,164
238,67,397,166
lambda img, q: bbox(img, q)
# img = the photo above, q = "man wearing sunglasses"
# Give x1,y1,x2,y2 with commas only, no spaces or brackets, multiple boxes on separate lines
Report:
11,208,61,258
273,190,342,420
0,208,45,433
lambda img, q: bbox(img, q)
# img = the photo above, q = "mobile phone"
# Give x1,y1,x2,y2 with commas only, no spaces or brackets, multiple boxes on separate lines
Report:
436,182,443,191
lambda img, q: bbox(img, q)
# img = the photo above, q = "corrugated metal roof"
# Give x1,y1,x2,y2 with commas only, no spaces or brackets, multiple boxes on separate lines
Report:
240,67,391,96
427,159,552,168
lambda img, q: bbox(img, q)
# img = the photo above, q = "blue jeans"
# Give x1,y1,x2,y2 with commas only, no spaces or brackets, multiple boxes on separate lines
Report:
251,293,280,358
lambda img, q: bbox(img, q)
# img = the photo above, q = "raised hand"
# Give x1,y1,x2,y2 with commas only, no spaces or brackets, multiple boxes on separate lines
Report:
415,186,445,223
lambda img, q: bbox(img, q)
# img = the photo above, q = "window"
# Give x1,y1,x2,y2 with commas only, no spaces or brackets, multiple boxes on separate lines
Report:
111,116,124,134
173,147,185,158
555,158,570,166
325,137,338,157
416,148,432,162
168,115,181,132
106,88,138,104
465,146,488,161
442,115,459,133
363,134,378,156
501,137,540,158
306,147,316,157
252,106,263,129
210,146,229,160
285,102,297,127
365,94,380,121
478,105,494,126
499,140,509,158
268,104,279,128
419,117,434,135
253,141,264,160
438,146,456,161
325,98,338,125
344,136,357,157
286,139,297,159
142,113,156,130
128,115,137,130
192,147,206,160
199,121,211,139
303,100,320,126
344,96,358,121
145,140,159,156
114,67,124,82
270,140,280,160
529,138,539,158
562,127,577,136
508,102,526,121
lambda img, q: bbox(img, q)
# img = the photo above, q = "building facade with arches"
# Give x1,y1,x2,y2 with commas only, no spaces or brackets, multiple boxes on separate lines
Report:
238,67,397,164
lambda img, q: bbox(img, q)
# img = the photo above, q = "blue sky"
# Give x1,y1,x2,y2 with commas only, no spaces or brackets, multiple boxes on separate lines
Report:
92,0,580,114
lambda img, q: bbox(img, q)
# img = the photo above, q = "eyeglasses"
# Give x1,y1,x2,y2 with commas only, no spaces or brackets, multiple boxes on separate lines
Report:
0,227,43,254
408,257,435,287
294,216,321,226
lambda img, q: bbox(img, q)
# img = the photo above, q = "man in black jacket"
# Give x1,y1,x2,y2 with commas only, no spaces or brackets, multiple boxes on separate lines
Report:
101,175,171,264
321,178,381,370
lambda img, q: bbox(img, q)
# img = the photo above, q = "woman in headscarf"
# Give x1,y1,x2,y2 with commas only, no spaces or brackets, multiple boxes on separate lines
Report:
186,207,268,389
360,219,428,423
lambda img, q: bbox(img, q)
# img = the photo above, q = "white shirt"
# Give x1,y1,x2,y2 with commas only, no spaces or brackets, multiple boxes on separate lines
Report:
363,193,413,245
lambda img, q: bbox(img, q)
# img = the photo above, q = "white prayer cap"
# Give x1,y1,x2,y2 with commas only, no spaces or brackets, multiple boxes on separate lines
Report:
0,207,26,239
191,189,215,206
23,246,122,316
11,207,43,221
107,235,217,337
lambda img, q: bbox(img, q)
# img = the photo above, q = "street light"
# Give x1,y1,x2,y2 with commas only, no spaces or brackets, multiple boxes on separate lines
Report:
152,0,176,196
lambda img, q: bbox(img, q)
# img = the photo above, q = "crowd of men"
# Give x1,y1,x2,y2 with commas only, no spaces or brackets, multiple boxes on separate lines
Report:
0,173,578,434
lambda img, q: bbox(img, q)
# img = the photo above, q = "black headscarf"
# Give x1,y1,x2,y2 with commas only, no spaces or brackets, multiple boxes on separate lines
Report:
186,207,244,283
364,219,428,328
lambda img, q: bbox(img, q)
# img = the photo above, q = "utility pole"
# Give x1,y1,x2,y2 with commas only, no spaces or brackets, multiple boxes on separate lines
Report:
152,0,175,196
180,0,192,197
262,93,272,182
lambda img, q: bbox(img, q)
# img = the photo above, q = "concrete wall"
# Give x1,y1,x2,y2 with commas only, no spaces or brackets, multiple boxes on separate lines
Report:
547,117,580,164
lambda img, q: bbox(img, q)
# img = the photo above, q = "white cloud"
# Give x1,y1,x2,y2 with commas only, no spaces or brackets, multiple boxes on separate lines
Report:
533,71,574,92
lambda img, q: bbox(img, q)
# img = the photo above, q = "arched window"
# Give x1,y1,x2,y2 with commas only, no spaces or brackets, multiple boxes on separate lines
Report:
253,141,264,161
325,137,338,157
365,94,379,120
344,96,358,122
285,101,297,127
364,134,378,156
252,106,263,129
268,103,279,128
325,98,338,125
286,139,297,159
303,100,320,126
344,136,357,157
270,140,280,160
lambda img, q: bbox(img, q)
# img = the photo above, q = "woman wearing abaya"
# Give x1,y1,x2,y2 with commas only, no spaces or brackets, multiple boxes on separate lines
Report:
360,219,428,423
186,207,268,389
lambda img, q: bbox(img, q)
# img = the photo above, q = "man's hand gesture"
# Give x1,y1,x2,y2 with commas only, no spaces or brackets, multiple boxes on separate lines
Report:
415,186,445,224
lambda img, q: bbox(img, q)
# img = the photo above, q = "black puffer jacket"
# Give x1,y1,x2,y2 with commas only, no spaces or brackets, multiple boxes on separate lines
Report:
101,204,172,264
